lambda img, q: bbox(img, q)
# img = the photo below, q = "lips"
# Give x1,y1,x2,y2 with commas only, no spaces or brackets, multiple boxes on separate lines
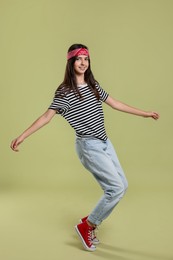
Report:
78,68,86,72
79,67,86,70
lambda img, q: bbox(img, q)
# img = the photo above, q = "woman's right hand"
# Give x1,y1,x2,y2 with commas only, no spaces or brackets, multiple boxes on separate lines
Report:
10,109,56,152
10,136,24,152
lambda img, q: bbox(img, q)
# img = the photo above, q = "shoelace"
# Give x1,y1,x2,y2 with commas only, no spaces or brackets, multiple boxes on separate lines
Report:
92,226,99,239
87,228,93,246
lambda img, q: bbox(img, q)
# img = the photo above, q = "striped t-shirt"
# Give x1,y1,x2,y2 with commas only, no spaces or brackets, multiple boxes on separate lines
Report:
49,84,109,140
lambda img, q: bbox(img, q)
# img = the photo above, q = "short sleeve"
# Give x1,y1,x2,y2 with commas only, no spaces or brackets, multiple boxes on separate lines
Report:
49,95,70,115
96,84,109,102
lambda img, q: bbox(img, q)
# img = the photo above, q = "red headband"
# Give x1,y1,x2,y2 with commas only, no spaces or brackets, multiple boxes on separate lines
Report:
67,48,89,60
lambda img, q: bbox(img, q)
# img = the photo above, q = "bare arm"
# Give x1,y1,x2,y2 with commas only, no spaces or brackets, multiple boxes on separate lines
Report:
10,109,56,152
105,96,160,120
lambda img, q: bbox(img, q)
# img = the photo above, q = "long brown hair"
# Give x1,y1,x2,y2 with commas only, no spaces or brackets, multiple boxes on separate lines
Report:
55,44,100,99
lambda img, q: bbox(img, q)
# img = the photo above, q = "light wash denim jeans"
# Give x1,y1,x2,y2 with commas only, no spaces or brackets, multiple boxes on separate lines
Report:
75,136,128,226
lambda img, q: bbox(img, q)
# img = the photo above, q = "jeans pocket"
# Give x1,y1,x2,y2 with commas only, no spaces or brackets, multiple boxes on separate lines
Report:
84,138,105,151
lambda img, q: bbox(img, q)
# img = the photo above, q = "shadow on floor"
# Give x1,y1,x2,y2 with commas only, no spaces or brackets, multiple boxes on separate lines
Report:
99,243,173,260
65,235,172,260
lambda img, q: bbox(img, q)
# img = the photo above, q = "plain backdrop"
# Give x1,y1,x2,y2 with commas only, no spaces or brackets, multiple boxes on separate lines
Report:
0,1,173,260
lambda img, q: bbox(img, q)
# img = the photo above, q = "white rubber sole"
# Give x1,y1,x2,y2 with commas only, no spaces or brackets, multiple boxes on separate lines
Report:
92,237,100,245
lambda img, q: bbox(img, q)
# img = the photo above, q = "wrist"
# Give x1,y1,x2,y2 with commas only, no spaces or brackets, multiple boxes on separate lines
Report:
19,133,26,141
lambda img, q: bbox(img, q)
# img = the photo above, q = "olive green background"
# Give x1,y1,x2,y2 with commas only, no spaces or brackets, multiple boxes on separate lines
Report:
0,0,173,260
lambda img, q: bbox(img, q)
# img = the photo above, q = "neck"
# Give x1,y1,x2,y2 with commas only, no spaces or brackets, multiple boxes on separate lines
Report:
76,75,86,85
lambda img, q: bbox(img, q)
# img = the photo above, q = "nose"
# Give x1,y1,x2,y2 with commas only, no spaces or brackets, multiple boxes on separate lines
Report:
81,58,85,65
81,57,88,65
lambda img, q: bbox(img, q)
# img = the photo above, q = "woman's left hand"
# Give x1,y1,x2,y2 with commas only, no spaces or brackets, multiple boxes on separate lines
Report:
144,111,160,120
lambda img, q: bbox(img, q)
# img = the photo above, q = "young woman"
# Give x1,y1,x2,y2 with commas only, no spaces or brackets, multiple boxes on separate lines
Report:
10,43,159,252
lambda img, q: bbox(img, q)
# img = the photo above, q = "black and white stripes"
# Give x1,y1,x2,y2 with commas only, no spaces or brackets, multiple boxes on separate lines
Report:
49,84,109,140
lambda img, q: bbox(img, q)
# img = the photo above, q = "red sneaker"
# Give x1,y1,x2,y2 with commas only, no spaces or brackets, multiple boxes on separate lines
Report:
79,216,100,245
75,221,96,251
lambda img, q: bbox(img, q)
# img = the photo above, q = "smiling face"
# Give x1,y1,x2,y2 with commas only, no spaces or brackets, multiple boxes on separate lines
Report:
74,55,89,75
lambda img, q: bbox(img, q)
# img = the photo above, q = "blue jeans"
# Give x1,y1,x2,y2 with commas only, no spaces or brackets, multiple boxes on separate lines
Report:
75,137,128,226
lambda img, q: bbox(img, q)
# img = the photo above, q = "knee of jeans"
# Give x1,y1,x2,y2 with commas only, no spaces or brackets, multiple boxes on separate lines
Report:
105,183,125,200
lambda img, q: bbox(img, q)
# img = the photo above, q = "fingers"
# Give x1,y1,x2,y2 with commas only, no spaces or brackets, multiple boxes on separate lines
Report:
152,112,160,120
10,139,20,152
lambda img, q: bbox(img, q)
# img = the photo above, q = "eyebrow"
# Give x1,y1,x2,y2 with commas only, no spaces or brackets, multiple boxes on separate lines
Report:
76,56,89,60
